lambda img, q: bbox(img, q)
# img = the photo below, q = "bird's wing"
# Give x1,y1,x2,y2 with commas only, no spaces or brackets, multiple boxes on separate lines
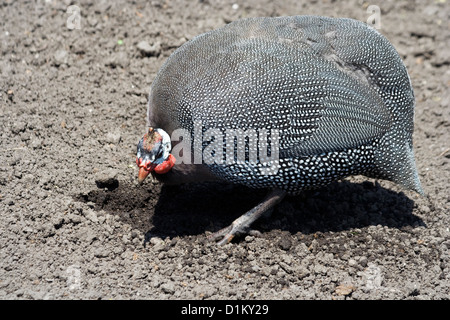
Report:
181,21,392,157
276,63,393,157
151,16,399,157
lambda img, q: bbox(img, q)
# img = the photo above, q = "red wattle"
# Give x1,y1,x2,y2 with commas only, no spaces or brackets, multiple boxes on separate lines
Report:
154,154,176,174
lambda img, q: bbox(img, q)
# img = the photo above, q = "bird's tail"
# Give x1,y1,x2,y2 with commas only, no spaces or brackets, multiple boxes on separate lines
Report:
372,122,424,195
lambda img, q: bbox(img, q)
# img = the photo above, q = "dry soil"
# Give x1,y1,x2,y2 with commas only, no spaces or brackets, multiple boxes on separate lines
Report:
0,0,449,299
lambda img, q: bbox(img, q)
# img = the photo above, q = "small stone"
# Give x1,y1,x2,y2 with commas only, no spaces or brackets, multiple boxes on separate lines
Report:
405,282,420,297
11,121,27,134
87,17,98,27
22,226,33,234
418,204,430,214
244,235,254,242
153,242,165,252
23,174,35,184
251,265,260,272
278,237,292,251
94,247,109,258
359,256,368,267
20,132,30,142
161,282,175,294
53,49,68,66
314,264,327,275
348,259,357,267
308,239,319,253
150,237,164,245
84,208,99,223
105,51,129,68
41,223,56,238
94,169,119,190
30,135,42,149
131,229,139,238
105,131,121,144
335,284,355,296
137,40,161,57
150,237,165,251
68,214,82,224
3,197,14,206
52,216,65,229
7,89,14,100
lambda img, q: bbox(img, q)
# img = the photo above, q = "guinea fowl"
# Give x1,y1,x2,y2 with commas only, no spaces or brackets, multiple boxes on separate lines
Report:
136,16,423,245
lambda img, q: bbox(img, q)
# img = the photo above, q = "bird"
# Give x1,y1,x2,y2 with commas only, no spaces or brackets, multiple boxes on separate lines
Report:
136,15,423,245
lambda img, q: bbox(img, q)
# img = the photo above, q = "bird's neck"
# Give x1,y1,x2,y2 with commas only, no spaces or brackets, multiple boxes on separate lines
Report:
151,164,219,185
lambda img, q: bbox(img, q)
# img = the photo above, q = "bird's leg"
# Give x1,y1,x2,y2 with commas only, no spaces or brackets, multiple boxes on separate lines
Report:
208,189,286,245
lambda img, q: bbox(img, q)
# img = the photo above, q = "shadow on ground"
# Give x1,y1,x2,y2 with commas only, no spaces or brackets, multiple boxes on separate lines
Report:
75,179,425,243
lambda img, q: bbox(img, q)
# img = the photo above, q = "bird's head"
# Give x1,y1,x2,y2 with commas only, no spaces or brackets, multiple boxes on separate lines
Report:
136,127,176,184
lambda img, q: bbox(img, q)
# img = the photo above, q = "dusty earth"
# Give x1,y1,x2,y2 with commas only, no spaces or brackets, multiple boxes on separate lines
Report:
0,0,449,300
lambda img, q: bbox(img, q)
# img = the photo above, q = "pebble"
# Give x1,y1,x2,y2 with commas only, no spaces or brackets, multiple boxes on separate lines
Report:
150,237,165,252
105,51,129,68
278,237,292,251
244,235,254,242
161,282,175,294
335,283,355,296
308,239,319,253
94,247,109,258
94,169,119,190
84,208,99,223
22,226,33,234
348,259,357,267
105,131,121,144
137,40,161,57
314,264,327,275
150,237,164,245
131,229,139,239
53,50,68,66
419,204,431,214
11,121,27,134
359,256,368,267
4,197,14,206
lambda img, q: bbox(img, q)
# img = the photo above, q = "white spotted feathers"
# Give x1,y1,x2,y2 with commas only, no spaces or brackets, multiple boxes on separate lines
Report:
147,16,423,195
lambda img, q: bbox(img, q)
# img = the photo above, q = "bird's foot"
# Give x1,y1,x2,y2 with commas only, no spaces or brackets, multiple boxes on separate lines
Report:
207,223,248,245
207,189,286,245
207,226,263,245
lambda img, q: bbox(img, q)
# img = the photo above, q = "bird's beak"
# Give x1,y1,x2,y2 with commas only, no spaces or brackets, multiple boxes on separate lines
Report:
138,167,150,184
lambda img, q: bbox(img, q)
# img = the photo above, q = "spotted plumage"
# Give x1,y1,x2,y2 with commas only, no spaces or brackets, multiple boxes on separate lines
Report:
137,16,423,244
144,15,422,194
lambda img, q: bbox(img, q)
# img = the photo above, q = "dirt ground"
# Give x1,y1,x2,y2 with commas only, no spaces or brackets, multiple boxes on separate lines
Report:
0,0,449,300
